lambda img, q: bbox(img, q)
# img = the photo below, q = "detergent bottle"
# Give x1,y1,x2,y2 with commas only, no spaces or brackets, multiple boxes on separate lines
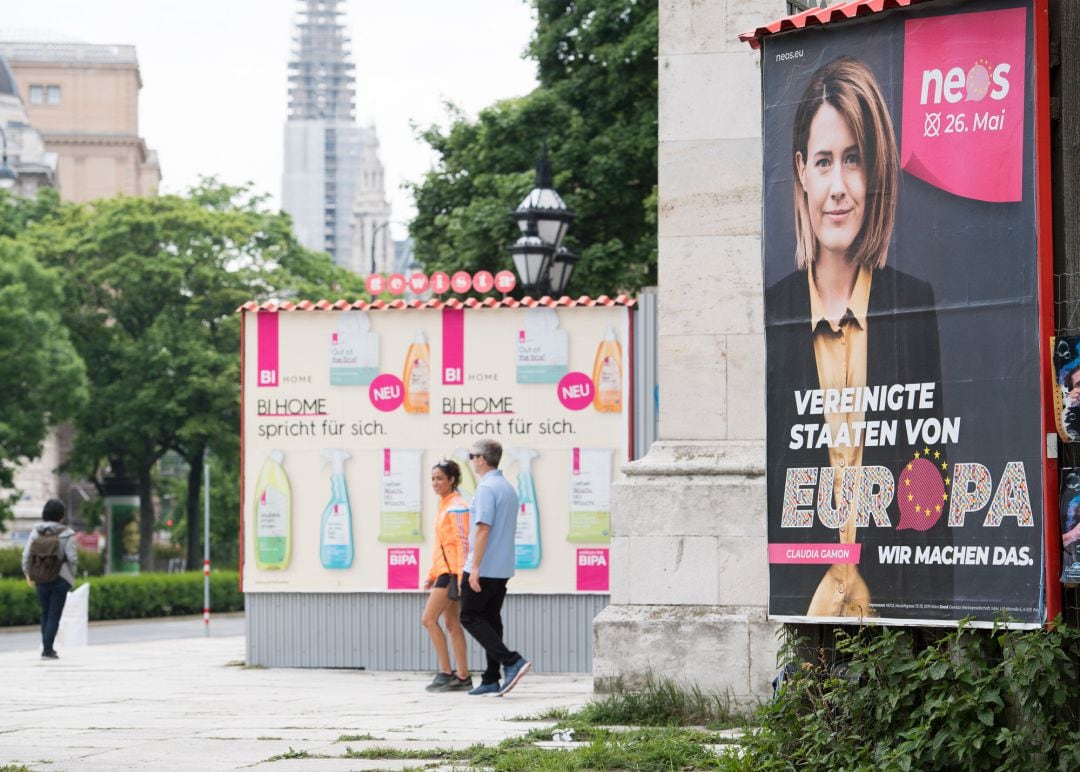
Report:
592,327,623,412
254,450,291,570
403,331,430,414
319,448,354,569
510,448,541,569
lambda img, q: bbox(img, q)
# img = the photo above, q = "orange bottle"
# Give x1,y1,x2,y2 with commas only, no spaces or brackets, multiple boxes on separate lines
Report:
592,327,622,412
403,331,430,414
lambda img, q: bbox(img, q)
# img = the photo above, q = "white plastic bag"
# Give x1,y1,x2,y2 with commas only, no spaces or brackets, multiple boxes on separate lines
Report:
55,582,90,648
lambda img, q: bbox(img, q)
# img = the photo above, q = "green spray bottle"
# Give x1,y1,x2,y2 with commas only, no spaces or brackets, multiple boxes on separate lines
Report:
254,450,291,570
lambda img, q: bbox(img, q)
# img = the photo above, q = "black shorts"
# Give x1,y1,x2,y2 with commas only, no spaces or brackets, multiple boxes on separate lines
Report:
433,573,453,589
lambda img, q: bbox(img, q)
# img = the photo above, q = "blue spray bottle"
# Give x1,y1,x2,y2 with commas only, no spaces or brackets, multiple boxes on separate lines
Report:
510,448,541,569
319,448,354,569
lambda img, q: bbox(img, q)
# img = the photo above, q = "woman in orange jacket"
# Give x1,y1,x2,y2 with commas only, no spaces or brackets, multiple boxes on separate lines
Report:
421,459,472,691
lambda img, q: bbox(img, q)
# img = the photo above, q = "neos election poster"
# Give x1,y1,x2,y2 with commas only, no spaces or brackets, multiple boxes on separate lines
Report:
761,0,1046,626
241,302,629,594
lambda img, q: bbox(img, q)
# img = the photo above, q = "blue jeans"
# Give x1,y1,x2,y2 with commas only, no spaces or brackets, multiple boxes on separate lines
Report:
35,578,71,653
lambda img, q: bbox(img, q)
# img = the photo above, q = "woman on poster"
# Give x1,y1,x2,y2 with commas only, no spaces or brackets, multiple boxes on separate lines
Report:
420,459,473,691
766,56,943,619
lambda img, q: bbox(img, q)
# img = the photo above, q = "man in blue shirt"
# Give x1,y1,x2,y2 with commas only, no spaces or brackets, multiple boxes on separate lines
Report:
460,439,531,695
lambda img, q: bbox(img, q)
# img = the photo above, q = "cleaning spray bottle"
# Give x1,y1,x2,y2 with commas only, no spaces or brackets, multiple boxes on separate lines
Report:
592,327,623,412
510,448,541,569
403,331,430,414
254,450,291,570
319,448,354,569
453,448,478,502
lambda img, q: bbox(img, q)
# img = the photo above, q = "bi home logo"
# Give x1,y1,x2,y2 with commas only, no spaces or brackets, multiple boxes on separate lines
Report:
900,7,1027,203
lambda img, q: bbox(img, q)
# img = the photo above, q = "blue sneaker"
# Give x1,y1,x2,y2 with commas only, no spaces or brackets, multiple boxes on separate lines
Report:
496,658,531,696
468,681,501,696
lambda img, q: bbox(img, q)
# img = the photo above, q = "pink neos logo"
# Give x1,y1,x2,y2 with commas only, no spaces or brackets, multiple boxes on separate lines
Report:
901,7,1026,202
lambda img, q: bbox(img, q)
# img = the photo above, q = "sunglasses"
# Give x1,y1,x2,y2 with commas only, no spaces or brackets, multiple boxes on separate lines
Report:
468,453,481,460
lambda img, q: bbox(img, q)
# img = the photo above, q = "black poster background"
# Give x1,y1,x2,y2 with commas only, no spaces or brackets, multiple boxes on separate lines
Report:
761,0,1044,625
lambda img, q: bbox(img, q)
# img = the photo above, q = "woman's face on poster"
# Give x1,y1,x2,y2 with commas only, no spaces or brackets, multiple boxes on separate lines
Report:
797,103,867,262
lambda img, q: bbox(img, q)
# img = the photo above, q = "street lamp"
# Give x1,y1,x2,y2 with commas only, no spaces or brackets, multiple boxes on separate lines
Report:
0,127,17,190
508,145,576,296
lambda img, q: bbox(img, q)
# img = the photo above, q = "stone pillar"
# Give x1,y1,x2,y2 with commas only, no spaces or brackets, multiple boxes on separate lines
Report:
592,0,785,704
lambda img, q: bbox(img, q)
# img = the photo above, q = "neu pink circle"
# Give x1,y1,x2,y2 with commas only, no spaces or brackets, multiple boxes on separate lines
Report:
557,371,594,411
369,374,405,412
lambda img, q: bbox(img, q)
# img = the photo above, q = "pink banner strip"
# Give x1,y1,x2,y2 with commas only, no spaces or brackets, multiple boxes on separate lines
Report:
256,312,279,388
383,448,392,475
768,543,862,564
442,307,464,385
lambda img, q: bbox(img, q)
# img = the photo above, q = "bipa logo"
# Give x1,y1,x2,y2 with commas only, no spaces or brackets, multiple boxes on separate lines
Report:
919,58,1011,105
389,552,418,566
578,552,607,567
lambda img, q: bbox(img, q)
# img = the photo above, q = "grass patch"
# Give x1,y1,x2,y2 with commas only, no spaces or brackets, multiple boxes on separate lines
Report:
586,672,746,729
340,745,474,760
512,706,572,722
267,676,749,769
470,727,733,771
262,747,326,762
1,766,33,772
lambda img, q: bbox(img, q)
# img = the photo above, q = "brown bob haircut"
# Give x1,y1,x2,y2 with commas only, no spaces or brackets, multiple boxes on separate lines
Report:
792,56,898,270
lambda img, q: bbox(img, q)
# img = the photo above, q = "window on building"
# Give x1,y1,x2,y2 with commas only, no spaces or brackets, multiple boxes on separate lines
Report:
29,85,43,104
47,85,61,104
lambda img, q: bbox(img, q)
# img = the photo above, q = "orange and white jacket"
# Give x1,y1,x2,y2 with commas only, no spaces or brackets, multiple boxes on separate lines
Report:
427,492,470,582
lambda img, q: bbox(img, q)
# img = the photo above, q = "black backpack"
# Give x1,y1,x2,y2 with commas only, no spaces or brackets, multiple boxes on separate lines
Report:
27,530,64,583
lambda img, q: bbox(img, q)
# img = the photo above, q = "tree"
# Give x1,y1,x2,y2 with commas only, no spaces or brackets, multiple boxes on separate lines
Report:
0,236,87,524
27,181,361,567
409,0,658,297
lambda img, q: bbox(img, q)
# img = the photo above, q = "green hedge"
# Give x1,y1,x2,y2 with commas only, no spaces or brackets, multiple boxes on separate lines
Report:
0,545,104,578
0,571,241,626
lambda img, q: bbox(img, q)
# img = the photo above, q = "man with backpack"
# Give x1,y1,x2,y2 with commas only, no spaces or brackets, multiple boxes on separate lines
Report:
21,499,78,659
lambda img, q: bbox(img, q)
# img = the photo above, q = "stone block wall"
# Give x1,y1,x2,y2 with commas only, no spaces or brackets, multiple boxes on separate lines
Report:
593,0,786,704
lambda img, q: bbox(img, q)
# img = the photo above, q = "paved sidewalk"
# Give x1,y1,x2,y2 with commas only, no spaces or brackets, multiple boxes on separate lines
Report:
1,636,593,771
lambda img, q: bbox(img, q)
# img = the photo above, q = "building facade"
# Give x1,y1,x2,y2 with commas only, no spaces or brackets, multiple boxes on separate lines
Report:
0,40,159,202
0,56,57,196
282,0,391,274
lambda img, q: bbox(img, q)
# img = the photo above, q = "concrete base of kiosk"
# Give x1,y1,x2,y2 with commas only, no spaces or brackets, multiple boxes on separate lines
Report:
245,592,609,673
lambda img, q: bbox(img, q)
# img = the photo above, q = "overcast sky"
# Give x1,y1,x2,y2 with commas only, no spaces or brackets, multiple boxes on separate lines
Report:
1,0,538,236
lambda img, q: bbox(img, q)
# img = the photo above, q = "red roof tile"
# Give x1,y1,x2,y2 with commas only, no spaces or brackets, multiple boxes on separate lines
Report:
739,0,939,49
238,295,637,313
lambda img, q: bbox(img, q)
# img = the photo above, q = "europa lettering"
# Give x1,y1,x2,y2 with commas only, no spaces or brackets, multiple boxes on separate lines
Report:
780,461,1034,530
